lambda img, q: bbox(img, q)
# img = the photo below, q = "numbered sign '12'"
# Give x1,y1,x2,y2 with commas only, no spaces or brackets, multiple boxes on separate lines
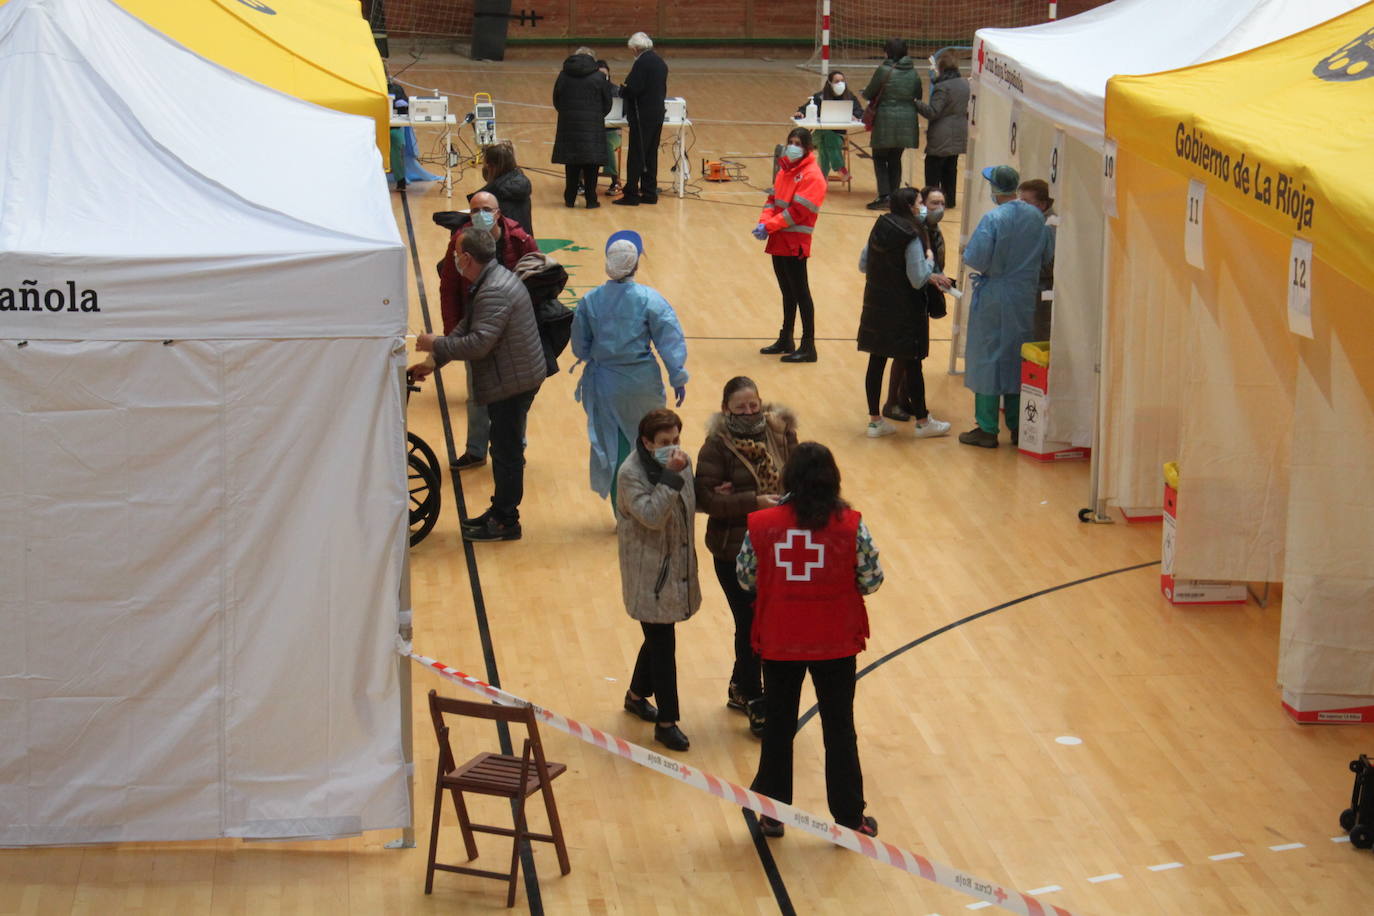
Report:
1287,237,1314,338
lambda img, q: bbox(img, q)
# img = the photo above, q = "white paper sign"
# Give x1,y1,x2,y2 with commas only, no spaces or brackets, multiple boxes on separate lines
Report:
1102,138,1118,218
1287,237,1314,338
1048,128,1065,199
1008,98,1022,167
967,88,979,140
1184,179,1206,270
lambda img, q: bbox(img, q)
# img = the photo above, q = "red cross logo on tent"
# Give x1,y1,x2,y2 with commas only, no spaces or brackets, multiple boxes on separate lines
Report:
775,529,825,581
977,40,985,72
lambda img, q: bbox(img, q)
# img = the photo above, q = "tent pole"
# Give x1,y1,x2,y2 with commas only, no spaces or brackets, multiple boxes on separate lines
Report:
1081,181,1115,524
949,79,978,377
388,364,417,850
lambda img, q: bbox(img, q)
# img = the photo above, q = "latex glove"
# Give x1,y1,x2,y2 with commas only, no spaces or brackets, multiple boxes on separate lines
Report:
752,223,769,241
674,385,687,407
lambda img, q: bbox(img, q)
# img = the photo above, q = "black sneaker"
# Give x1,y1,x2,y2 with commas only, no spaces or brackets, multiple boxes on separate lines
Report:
854,815,878,837
726,683,749,712
612,195,641,207
746,697,766,738
654,724,689,751
865,197,888,210
451,452,486,471
759,815,785,838
640,195,659,205
624,692,657,722
459,510,491,531
957,427,999,449
463,517,521,542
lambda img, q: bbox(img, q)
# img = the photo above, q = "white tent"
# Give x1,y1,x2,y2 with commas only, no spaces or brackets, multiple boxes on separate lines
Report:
0,0,410,844
954,0,1360,463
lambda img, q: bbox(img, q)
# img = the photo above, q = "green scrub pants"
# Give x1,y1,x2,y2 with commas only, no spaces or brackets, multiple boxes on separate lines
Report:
974,393,1021,435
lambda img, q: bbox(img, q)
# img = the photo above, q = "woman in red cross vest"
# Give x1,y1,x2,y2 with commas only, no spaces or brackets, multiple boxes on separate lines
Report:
736,442,883,838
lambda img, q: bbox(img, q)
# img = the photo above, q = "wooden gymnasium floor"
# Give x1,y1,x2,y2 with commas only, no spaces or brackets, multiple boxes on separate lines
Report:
5,55,1374,916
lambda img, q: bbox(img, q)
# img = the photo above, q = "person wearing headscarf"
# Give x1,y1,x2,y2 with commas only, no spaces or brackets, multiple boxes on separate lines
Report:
572,231,690,511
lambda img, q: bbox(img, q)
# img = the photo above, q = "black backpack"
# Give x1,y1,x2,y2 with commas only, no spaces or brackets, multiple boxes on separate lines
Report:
517,258,574,376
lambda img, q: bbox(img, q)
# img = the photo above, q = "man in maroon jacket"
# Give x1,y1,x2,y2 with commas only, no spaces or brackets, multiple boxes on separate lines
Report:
438,191,539,470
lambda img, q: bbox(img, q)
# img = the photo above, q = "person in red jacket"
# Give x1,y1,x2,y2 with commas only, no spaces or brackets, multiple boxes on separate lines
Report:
438,191,540,469
736,441,883,839
755,127,827,363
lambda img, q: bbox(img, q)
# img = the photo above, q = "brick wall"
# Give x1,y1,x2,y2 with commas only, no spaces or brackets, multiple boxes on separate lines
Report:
371,0,1109,42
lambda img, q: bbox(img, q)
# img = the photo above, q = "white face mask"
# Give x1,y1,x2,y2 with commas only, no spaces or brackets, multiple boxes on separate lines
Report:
918,205,928,220
784,144,804,162
653,445,677,466
831,80,846,95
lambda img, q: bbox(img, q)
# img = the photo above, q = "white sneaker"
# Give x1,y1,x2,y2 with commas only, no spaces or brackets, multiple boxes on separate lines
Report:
866,420,896,438
913,416,951,438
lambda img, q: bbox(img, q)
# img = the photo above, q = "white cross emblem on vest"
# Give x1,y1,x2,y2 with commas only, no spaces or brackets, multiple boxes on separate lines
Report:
775,529,825,581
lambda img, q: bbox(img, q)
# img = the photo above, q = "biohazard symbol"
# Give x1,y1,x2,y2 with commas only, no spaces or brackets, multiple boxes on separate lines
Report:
775,530,825,582
1023,400,1039,424
1314,28,1374,81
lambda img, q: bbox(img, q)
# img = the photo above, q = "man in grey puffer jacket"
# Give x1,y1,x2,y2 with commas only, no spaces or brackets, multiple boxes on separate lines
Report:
414,228,547,541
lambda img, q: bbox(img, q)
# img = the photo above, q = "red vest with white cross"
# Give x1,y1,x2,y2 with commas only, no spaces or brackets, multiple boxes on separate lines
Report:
747,504,869,661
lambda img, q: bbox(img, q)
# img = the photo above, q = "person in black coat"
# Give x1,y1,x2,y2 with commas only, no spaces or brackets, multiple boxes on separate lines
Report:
472,142,533,236
614,32,668,207
856,188,953,439
553,47,614,209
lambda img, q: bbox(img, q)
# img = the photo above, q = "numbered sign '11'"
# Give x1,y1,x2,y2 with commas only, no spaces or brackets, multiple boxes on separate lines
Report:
1288,237,1314,338
1184,179,1206,270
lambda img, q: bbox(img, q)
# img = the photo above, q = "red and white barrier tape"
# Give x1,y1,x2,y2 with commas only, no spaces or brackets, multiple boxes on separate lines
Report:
405,648,1086,916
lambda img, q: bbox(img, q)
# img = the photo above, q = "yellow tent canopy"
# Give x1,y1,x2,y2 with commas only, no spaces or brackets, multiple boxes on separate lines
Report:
1101,3,1374,715
1106,2,1374,293
111,0,391,167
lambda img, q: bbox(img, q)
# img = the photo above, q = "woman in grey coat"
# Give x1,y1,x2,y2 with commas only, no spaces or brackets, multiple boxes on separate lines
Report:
862,37,922,210
617,407,701,751
916,49,970,207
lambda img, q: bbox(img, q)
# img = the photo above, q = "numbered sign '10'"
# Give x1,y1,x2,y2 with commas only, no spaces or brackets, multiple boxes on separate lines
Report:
1184,179,1206,270
1287,237,1314,338
1102,138,1118,218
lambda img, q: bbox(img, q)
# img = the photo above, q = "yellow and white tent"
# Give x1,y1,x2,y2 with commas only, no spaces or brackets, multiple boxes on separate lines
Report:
1101,3,1374,715
113,0,390,164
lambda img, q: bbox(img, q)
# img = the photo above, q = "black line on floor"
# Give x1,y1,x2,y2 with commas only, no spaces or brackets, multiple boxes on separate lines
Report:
742,809,799,916
794,560,1162,732
401,193,544,914
683,336,952,343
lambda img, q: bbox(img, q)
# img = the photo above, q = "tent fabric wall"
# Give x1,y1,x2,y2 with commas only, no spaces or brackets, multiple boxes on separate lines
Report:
961,0,1364,450
0,0,409,844
1103,1,1374,701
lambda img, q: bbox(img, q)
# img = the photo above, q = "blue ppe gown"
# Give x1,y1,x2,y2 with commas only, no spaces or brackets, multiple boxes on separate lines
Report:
961,199,1052,395
572,279,689,498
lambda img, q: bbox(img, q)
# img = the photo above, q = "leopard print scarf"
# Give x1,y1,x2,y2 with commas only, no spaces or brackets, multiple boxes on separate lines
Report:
730,434,781,495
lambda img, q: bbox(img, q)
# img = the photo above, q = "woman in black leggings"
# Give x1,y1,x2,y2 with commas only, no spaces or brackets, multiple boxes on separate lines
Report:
755,128,828,363
856,188,953,438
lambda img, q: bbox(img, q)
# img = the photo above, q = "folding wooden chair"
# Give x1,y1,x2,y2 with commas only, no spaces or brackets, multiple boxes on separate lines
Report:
424,689,571,907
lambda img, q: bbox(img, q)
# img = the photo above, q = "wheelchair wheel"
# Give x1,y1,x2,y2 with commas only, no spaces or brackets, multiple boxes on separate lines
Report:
408,432,441,486
409,452,440,546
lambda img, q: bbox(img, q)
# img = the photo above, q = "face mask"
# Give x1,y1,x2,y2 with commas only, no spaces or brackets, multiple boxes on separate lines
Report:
470,210,496,232
918,205,928,220
991,187,1002,205
927,206,945,223
783,144,804,162
653,445,677,466
725,412,766,437
831,81,846,95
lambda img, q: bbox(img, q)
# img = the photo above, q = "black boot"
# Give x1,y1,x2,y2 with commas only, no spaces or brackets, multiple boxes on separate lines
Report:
759,332,795,355
780,338,817,363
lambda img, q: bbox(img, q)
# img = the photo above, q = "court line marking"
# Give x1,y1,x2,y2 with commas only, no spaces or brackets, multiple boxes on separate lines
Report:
1269,842,1305,852
1086,873,1123,883
1028,884,1063,894
1147,862,1184,872
1208,852,1244,861
399,191,545,912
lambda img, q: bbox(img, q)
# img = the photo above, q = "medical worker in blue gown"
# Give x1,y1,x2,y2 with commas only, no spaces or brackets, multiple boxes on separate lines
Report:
573,230,689,508
957,164,1053,449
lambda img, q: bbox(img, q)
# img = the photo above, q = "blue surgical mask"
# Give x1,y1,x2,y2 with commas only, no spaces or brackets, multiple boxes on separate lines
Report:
653,445,677,466
783,144,804,162
470,210,496,231
918,205,928,220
